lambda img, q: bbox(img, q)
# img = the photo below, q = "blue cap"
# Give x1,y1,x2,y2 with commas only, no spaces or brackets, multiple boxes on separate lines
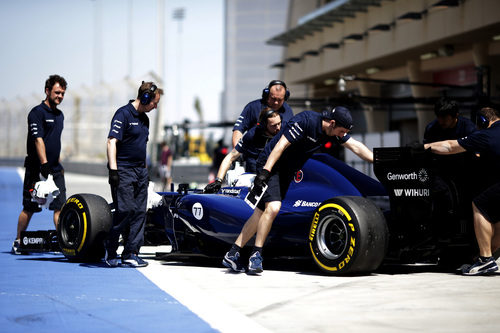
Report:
321,106,353,129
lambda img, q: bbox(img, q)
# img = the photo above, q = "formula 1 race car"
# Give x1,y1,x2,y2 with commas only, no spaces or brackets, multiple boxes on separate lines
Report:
22,147,478,275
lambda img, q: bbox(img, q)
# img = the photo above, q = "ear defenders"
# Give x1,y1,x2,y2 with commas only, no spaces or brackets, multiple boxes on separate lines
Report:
140,82,158,105
257,109,277,128
262,80,290,102
476,113,489,129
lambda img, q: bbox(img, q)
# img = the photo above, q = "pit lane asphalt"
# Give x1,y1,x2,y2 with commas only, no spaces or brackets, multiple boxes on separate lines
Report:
9,169,500,332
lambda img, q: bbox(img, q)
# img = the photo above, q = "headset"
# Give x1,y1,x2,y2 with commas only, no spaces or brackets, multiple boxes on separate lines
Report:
140,81,158,105
257,109,278,128
476,113,489,129
262,80,290,102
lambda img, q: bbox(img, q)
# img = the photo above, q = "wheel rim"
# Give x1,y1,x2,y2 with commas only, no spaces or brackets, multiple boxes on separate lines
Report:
316,215,348,260
59,208,82,247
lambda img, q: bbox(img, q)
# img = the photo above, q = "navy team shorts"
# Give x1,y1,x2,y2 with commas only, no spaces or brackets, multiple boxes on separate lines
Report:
473,181,500,223
22,168,67,212
256,166,296,211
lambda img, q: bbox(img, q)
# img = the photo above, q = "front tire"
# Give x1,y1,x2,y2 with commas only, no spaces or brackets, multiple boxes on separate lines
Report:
308,196,388,275
58,193,112,261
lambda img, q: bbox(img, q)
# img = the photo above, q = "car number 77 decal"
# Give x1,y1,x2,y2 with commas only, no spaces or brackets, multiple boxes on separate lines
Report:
192,202,204,220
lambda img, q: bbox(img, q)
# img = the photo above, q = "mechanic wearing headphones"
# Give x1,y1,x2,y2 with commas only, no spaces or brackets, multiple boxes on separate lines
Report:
104,81,163,268
223,107,374,274
425,106,500,276
204,108,282,194
232,80,294,149
12,75,68,255
423,98,476,143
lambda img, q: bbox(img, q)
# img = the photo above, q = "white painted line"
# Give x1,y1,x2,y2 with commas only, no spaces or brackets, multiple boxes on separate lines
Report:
16,167,24,180
138,260,273,333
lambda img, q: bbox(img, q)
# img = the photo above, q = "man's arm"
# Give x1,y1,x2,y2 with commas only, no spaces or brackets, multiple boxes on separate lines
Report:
34,137,48,164
107,138,118,169
167,154,173,170
263,135,291,172
424,140,466,155
216,149,241,180
342,137,374,163
232,130,243,148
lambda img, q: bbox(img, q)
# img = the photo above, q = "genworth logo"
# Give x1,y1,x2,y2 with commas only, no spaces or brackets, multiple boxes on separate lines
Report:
387,168,429,183
418,168,429,183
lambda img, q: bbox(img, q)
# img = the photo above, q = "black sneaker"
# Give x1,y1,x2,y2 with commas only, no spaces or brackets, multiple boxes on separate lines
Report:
461,256,498,276
222,251,245,273
104,249,120,268
122,254,148,268
247,251,263,274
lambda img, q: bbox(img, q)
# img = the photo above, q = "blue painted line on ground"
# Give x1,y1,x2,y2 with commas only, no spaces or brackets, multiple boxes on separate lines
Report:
0,167,216,333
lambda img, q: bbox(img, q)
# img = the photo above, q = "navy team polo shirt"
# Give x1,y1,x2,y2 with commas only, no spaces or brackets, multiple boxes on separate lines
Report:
26,102,64,172
458,121,500,184
257,110,350,171
235,125,274,172
108,101,149,168
233,99,293,134
423,116,477,144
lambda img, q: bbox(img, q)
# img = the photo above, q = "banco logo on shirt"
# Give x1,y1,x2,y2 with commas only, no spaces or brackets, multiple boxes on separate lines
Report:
129,122,139,126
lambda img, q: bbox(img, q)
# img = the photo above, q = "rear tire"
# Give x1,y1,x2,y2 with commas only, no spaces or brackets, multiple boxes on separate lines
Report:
308,196,388,275
58,194,112,262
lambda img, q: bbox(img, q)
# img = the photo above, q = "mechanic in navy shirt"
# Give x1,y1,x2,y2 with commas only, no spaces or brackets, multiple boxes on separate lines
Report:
423,98,476,143
232,80,293,148
204,108,282,193
12,75,68,255
223,106,374,274
104,81,163,268
425,106,500,276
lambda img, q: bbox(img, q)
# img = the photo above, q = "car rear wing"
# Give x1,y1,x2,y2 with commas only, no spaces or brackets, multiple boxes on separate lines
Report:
373,147,433,201
373,146,473,242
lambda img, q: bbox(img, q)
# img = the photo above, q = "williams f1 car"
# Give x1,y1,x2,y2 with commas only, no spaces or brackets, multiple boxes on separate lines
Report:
21,147,478,275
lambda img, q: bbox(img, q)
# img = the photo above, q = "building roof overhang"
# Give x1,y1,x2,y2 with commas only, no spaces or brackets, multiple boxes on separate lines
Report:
267,0,384,46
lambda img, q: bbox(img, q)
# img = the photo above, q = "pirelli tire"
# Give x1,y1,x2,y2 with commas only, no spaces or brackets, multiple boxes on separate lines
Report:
308,196,388,275
58,193,112,262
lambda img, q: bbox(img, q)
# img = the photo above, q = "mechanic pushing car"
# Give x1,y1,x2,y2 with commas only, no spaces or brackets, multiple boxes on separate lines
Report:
104,81,163,268
12,75,68,255
232,80,294,156
223,106,374,274
425,106,500,276
204,108,282,193
423,97,476,144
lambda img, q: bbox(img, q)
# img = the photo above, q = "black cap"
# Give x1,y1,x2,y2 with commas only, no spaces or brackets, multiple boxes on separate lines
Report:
321,106,353,130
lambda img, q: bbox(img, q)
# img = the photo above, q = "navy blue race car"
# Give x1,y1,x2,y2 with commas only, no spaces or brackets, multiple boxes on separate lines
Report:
27,147,477,275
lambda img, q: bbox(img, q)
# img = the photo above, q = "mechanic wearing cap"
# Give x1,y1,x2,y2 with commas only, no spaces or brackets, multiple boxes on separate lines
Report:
232,80,294,150
423,98,476,144
223,106,374,274
12,75,68,255
104,81,163,268
204,108,282,194
425,106,500,276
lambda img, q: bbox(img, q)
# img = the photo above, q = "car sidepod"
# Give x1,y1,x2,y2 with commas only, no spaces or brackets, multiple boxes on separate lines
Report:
166,192,254,256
